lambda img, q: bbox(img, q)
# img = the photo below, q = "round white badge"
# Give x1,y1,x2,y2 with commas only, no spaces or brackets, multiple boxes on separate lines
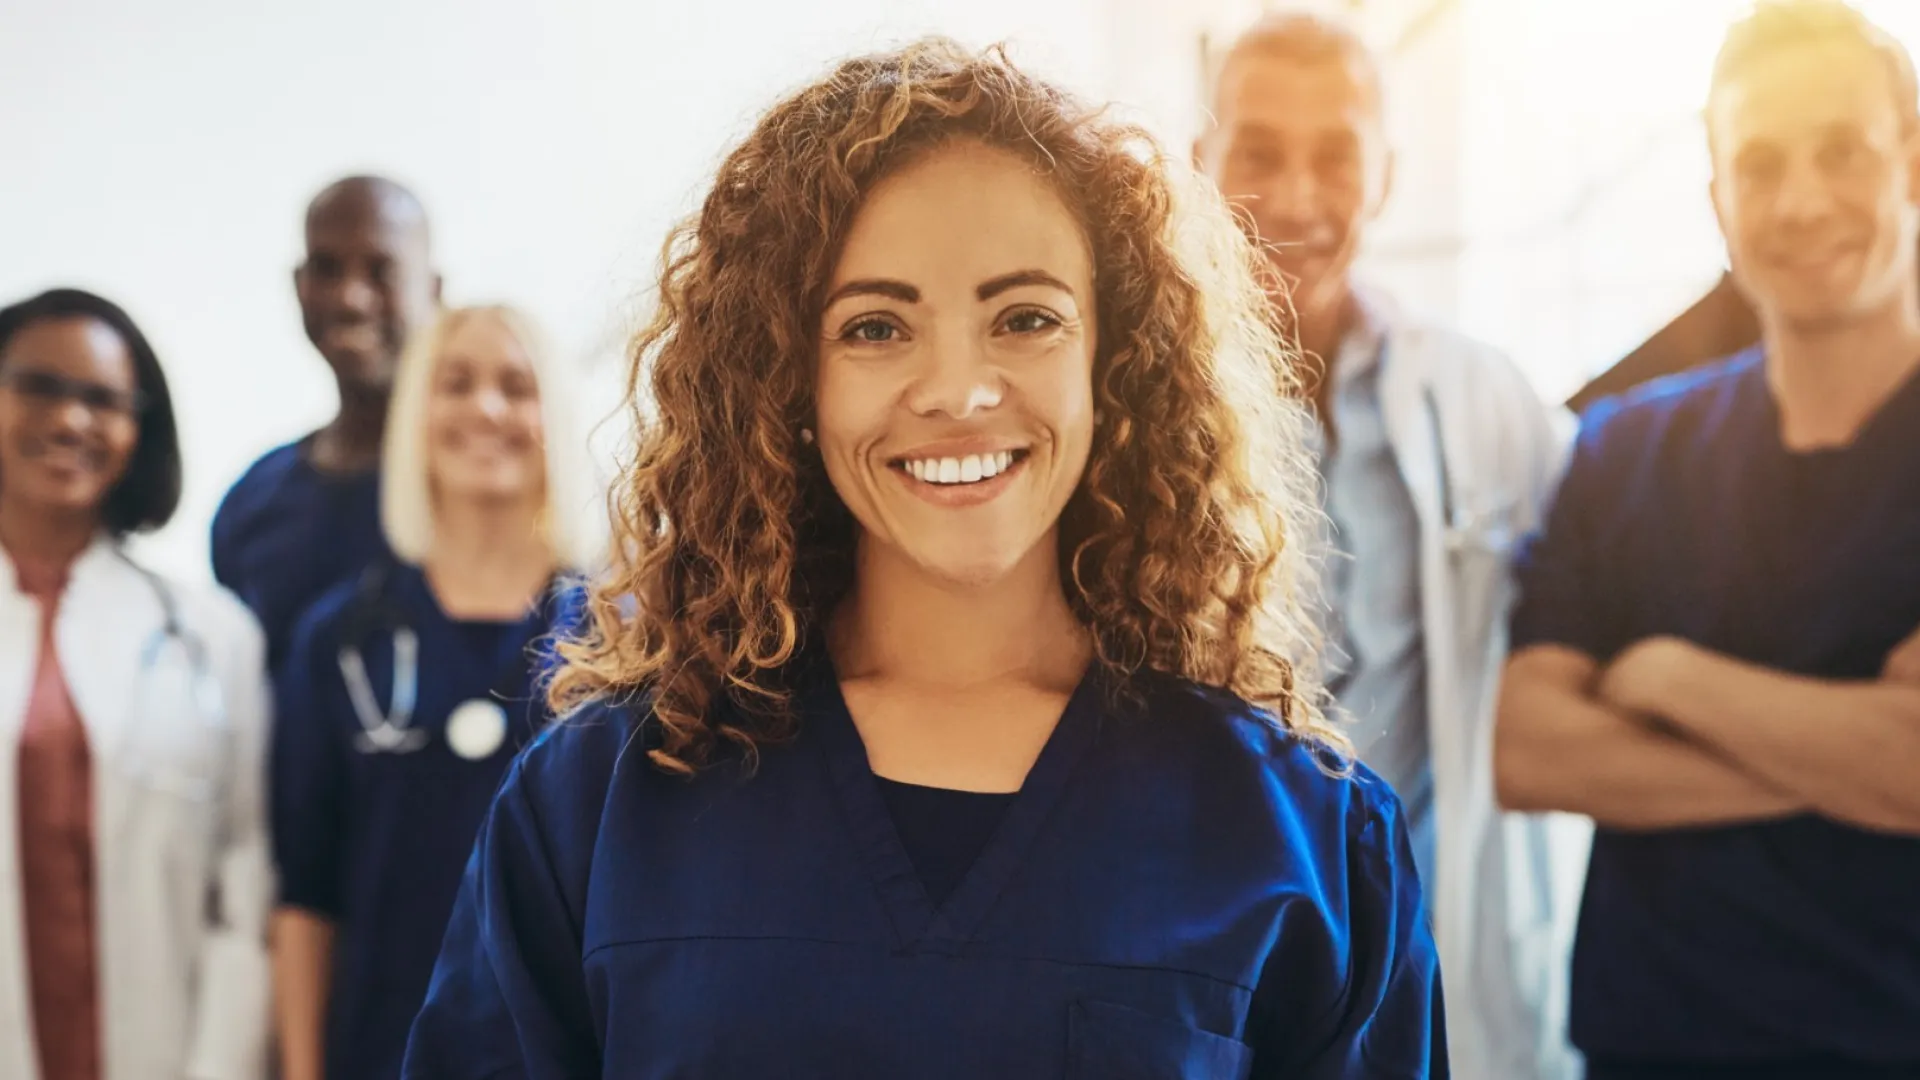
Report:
445,699,509,761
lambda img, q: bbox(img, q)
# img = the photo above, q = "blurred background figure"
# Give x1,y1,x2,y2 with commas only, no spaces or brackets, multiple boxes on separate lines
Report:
1194,13,1583,1079
1498,3,1920,1076
212,176,442,669
0,289,272,1080
269,304,594,1080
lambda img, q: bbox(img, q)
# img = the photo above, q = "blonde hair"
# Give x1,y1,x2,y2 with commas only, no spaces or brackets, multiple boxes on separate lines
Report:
550,38,1338,773
1711,0,1919,137
381,304,602,569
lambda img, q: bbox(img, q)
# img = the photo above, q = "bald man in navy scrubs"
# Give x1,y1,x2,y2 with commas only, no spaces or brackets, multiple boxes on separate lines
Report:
1496,3,1920,1077
211,176,441,668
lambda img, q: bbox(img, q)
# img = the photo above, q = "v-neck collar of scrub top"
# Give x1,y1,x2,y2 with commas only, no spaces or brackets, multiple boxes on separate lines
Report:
797,653,1108,956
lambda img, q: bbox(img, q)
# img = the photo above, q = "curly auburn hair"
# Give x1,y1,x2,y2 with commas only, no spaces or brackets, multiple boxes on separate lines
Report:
551,37,1338,772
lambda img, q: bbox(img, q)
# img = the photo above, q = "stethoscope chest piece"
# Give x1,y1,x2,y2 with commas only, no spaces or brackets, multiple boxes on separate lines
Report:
445,698,509,761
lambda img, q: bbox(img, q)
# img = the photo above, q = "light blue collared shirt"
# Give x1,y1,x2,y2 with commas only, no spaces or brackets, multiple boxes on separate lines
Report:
1311,313,1434,890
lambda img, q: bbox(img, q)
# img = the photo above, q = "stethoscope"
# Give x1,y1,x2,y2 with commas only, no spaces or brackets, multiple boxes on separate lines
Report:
1323,334,1514,557
120,552,234,807
334,560,542,761
1420,383,1516,558
1322,351,1514,699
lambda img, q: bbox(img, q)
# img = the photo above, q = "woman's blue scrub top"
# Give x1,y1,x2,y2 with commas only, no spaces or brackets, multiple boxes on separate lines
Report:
403,659,1445,1079
272,560,575,1080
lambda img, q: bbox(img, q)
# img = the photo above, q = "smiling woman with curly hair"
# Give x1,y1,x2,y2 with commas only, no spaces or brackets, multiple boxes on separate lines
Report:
404,38,1443,1080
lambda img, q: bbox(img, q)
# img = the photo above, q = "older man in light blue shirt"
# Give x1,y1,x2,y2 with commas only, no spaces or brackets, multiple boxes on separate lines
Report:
1197,12,1588,1079
1312,306,1435,887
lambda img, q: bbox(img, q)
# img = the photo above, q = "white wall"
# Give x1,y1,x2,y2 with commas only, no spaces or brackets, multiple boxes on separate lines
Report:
2,0,1240,581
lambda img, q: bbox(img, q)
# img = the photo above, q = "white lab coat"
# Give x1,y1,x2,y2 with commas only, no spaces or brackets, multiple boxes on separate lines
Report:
0,537,272,1080
1368,292,1593,1080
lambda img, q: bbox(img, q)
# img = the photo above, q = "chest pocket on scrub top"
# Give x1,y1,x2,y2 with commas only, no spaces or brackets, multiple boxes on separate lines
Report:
1066,1000,1254,1080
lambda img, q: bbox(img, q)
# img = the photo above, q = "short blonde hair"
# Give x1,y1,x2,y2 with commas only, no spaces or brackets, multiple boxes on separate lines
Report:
381,304,602,570
1711,0,1919,138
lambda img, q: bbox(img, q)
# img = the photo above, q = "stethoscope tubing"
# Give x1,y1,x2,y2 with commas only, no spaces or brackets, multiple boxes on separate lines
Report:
340,627,425,754
119,551,234,812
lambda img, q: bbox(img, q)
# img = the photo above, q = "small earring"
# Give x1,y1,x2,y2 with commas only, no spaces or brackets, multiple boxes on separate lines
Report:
799,427,815,445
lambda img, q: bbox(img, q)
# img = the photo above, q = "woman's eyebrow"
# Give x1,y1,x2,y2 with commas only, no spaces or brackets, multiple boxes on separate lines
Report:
977,269,1073,301
823,279,921,307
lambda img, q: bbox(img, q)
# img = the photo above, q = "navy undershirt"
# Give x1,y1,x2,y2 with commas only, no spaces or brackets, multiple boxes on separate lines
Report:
873,777,1016,908
453,620,516,665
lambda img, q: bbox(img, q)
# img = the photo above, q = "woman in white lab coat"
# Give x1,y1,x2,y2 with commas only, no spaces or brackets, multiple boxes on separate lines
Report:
0,288,272,1080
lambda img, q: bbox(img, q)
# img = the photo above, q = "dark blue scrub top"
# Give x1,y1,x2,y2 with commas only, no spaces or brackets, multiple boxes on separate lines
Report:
211,437,388,669
402,656,1446,1079
272,560,571,1080
1512,351,1920,1070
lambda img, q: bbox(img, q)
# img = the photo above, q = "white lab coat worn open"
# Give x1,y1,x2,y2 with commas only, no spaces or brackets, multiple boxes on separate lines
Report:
0,538,272,1080
1365,291,1593,1080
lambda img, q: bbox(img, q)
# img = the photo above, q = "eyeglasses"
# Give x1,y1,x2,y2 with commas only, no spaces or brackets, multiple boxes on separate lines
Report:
0,368,146,416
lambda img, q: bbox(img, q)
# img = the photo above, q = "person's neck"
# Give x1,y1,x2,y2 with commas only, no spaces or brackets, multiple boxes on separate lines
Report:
308,383,389,475
830,536,1091,695
0,495,96,572
1288,286,1360,416
421,496,556,620
1762,294,1920,450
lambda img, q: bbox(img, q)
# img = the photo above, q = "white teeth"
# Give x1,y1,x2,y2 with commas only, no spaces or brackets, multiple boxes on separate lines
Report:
35,449,91,468
898,451,1023,485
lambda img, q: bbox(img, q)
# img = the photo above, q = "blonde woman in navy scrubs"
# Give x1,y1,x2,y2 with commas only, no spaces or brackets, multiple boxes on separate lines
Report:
270,305,597,1080
406,41,1444,1080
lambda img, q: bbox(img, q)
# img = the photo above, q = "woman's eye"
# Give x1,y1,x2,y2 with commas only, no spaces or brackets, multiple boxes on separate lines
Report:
844,318,899,344
1003,309,1061,335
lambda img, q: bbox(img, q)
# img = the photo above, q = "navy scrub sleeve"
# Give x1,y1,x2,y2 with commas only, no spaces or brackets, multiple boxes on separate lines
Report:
403,668,1446,1079
212,438,388,669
